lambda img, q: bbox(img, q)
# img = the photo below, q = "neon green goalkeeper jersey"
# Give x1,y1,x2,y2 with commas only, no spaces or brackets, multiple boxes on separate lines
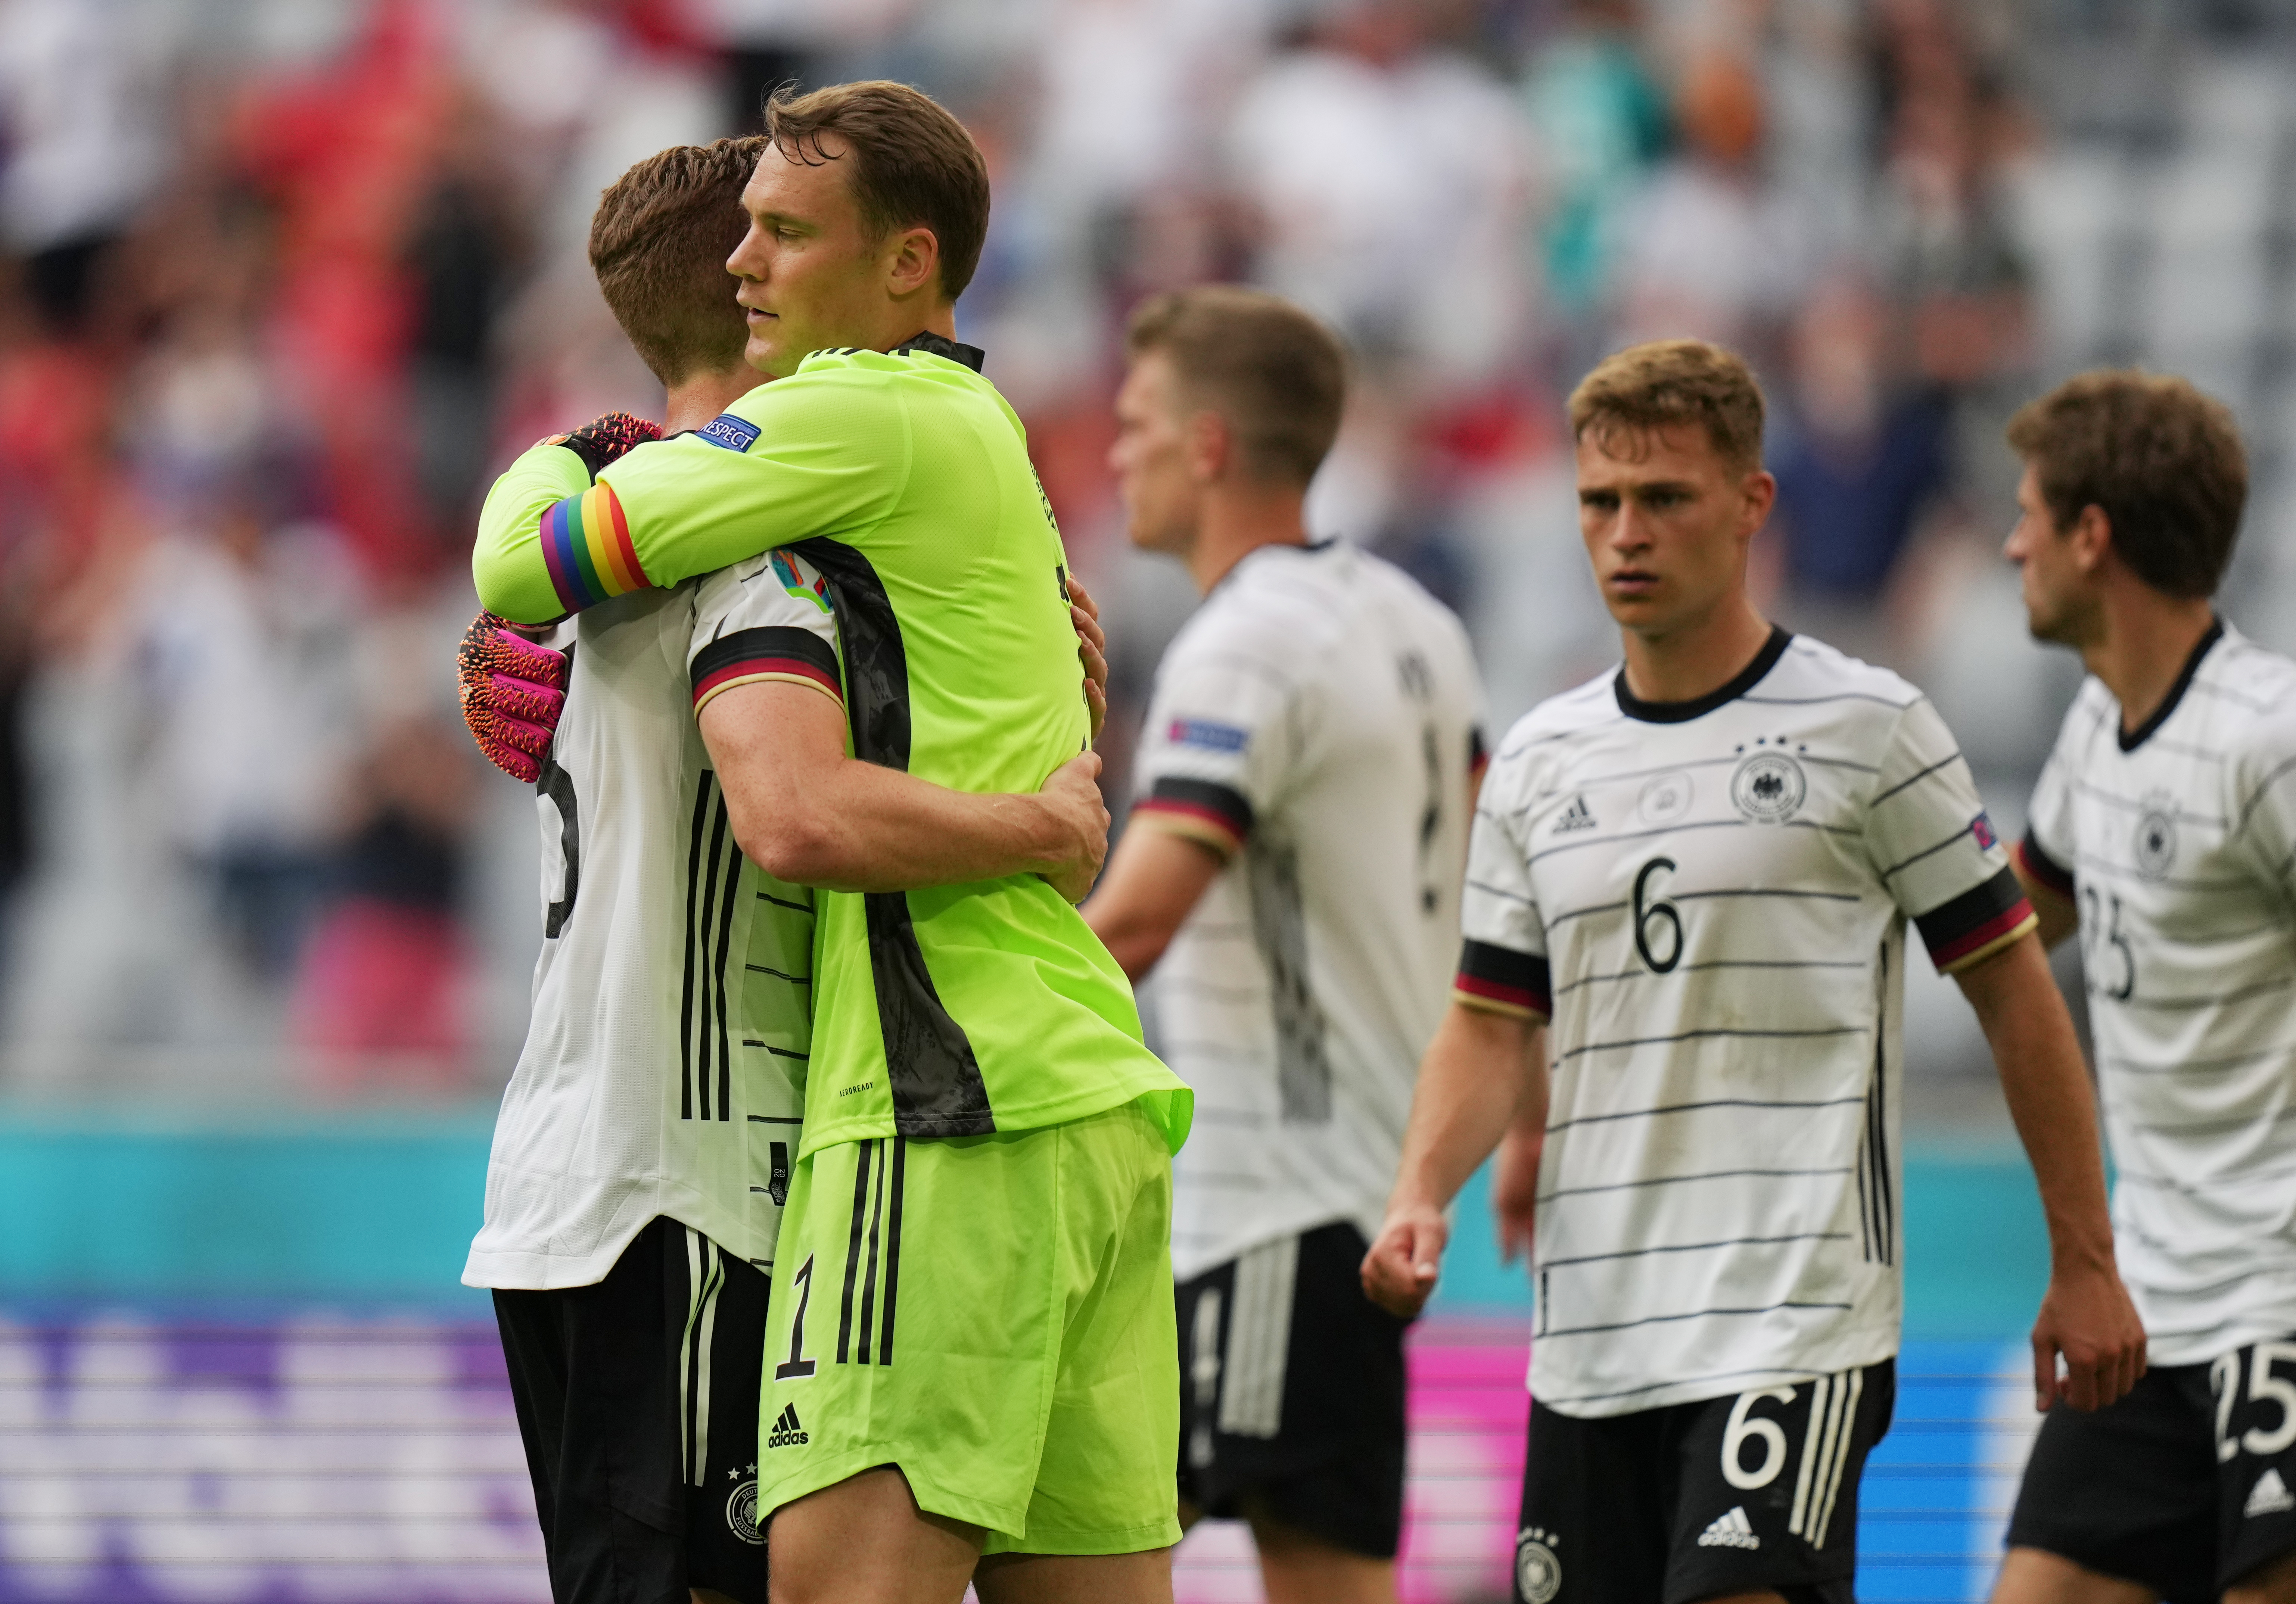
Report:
473,337,1191,1159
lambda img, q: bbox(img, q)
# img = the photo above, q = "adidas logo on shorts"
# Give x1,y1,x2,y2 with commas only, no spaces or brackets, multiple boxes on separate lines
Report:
2249,1468,2295,1518
765,1403,809,1449
1697,1506,1760,1550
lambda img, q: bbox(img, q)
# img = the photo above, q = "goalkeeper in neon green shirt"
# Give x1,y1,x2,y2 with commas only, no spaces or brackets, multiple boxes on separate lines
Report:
473,82,1190,1603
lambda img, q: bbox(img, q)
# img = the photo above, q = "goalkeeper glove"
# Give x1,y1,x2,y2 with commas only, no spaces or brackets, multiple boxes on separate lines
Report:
459,611,567,783
543,411,663,479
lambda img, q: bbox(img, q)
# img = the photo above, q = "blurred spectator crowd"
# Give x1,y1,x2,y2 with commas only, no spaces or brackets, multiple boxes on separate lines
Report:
0,0,2261,1094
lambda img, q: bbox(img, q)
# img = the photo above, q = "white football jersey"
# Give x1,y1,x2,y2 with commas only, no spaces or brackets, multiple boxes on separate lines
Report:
2023,620,2296,1365
1132,540,1484,1281
464,550,843,1290
1461,630,2032,1417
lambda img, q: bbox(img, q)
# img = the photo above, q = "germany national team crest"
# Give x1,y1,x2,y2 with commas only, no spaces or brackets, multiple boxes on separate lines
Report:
727,1474,765,1546
1516,1526,1562,1604
1730,750,1807,823
2134,796,2178,881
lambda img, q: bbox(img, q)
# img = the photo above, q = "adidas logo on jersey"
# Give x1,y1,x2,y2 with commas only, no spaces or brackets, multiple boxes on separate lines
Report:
2249,1468,2295,1517
765,1403,809,1449
1697,1507,1760,1550
1553,795,1598,834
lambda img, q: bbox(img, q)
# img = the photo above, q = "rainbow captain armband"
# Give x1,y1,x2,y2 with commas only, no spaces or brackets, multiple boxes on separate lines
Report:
540,482,651,613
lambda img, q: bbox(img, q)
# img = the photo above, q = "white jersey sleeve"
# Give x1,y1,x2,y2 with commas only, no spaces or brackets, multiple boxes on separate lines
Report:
1864,695,2036,974
1454,735,1553,1019
2227,719,2296,902
1130,616,1303,859
688,548,844,716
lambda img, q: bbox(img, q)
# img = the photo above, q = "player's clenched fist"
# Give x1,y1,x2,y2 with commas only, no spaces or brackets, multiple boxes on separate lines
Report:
1036,750,1110,903
1362,1203,1448,1320
460,611,566,783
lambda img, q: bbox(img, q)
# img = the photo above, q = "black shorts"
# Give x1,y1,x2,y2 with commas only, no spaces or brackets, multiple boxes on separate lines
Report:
494,1216,772,1604
2007,1338,2296,1601
1175,1219,1410,1558
1517,1358,1895,1604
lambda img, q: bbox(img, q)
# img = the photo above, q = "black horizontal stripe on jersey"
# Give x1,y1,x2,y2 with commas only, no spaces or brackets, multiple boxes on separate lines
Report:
1913,867,2027,962
1539,1300,1855,1340
2102,1043,2296,1075
745,1113,803,1122
2017,829,2075,900
1879,822,1987,880
1466,876,1539,907
1457,938,1550,1014
2121,1101,2296,1140
2105,974,2296,1011
1543,885,1861,930
1529,816,1862,866
2072,779,2228,826
1545,1093,1867,1133
1553,1025,1865,1065
1538,1165,1851,1203
1536,1231,1852,1269
1138,776,1254,842
1800,753,1882,775
2232,753,2296,836
1615,627,1792,723
745,963,809,984
758,890,813,914
1740,692,1915,711
1544,1365,1830,1409
1158,976,1273,1004
1497,754,1741,808
1868,754,1961,807
2186,678,2269,714
2057,850,2252,893
1556,957,1864,997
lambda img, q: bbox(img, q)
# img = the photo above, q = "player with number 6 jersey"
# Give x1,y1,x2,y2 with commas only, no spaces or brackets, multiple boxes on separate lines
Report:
1992,373,2296,1604
1364,339,2141,1604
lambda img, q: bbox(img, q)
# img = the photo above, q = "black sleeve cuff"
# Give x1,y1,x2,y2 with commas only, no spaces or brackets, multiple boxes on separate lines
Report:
2016,826,2076,901
1916,865,2037,972
1455,938,1551,1017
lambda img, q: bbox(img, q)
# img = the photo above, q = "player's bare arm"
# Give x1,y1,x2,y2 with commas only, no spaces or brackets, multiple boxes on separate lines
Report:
698,679,1107,901
2008,851,2079,949
1954,930,2145,1411
1362,1002,1547,1319
1082,827,1223,980
1491,1068,1547,1266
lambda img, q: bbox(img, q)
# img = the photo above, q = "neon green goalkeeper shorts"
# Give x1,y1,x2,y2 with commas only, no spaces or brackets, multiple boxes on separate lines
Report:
756,1097,1180,1554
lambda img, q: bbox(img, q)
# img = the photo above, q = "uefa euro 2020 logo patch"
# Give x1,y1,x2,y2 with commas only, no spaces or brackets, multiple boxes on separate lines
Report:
1972,811,1999,850
1169,719,1249,754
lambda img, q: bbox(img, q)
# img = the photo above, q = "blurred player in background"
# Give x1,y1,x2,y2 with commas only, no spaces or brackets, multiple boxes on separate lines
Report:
457,136,1117,1604
1994,375,2296,1604
1083,287,1483,1604
1362,339,2145,1604
469,84,1192,1604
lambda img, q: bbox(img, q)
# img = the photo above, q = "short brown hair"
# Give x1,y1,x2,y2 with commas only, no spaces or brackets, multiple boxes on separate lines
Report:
2006,370,2247,598
1568,339,1765,472
764,81,990,302
589,137,762,385
1125,286,1348,486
